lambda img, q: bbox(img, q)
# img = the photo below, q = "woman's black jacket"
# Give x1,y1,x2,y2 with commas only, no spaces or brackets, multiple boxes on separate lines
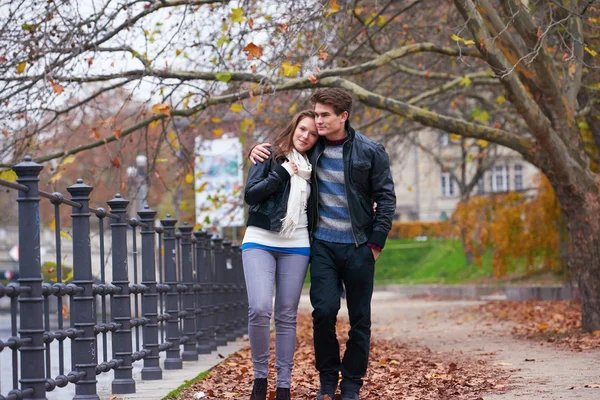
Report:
244,152,294,232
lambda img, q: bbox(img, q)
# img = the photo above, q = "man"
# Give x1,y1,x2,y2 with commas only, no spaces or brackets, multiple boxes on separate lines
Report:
250,88,396,400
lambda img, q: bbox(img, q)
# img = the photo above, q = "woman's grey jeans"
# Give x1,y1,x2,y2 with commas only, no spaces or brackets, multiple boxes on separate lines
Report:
242,248,309,388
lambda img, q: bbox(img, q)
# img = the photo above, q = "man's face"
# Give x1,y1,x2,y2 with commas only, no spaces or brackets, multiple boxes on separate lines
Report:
314,103,347,138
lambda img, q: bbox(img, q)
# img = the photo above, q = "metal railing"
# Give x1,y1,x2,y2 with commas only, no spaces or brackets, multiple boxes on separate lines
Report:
0,156,247,400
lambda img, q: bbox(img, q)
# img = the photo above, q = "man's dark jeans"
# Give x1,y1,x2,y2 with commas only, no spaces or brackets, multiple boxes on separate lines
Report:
309,239,375,394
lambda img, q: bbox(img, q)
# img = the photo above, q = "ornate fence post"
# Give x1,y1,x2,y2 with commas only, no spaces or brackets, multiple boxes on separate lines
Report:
107,194,135,394
231,244,245,338
194,231,212,354
222,241,237,342
13,156,46,400
138,205,162,380
179,223,198,361
207,235,217,351
67,179,100,400
212,238,228,346
161,215,182,369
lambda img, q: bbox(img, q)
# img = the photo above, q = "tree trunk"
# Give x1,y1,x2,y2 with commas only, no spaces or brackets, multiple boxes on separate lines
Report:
554,181,600,332
460,225,474,265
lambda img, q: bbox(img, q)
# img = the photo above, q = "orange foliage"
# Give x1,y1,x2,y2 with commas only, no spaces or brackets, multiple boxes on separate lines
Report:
389,175,566,278
453,175,566,277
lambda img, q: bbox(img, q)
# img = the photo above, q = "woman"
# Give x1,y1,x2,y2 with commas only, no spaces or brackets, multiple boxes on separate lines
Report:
242,110,319,400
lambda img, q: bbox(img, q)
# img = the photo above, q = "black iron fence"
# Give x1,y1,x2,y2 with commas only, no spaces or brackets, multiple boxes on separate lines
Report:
0,156,247,400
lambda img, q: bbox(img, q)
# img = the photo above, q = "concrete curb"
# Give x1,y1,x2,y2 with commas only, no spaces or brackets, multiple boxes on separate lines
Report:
375,284,578,301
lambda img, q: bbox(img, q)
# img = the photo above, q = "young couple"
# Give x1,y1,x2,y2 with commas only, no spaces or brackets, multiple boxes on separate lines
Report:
241,88,396,400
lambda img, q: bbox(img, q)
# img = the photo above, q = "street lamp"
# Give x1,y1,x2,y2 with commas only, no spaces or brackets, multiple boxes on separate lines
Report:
126,154,148,217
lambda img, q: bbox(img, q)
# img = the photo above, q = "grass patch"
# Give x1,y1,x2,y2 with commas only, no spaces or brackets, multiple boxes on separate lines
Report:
163,369,211,399
375,238,493,284
303,238,565,286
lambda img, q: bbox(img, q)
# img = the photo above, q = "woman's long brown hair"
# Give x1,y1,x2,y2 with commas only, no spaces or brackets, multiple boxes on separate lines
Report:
272,109,316,161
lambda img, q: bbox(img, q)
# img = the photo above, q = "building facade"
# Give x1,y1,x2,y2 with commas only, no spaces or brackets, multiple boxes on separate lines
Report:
390,130,539,221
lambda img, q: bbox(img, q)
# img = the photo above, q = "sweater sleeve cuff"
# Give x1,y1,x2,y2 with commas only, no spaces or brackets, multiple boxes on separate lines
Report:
274,164,292,181
367,242,383,252
368,230,387,249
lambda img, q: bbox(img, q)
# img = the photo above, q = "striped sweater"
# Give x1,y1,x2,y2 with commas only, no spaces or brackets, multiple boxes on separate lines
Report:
313,138,355,244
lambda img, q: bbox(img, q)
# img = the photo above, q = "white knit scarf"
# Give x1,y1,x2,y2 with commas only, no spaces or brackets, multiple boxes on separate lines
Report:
280,149,312,238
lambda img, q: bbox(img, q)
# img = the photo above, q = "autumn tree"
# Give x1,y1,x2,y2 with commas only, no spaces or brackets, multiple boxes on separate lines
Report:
1,0,600,331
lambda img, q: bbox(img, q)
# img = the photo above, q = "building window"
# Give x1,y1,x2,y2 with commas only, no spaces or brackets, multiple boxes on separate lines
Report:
514,164,523,191
491,165,509,192
441,171,455,197
476,176,485,195
439,133,449,147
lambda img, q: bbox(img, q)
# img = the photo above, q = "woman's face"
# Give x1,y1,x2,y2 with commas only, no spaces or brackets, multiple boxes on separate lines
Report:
292,117,318,154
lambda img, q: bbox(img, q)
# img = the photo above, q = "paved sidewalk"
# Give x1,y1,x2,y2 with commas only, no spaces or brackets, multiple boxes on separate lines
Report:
298,291,600,400
119,340,247,400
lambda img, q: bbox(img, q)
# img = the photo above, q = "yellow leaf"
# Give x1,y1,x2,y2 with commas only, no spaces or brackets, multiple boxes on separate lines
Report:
149,120,159,129
211,117,222,123
496,95,506,105
451,34,464,42
151,103,170,116
49,218,56,231
229,104,243,112
185,173,194,184
288,102,297,114
49,168,65,184
0,170,18,183
213,128,224,136
60,231,72,241
459,76,472,86
179,200,189,212
477,139,488,148
175,49,182,56
240,118,254,133
196,182,209,192
59,155,76,167
280,62,300,77
450,134,461,141
16,61,26,74
326,0,340,16
585,46,598,57
230,7,245,23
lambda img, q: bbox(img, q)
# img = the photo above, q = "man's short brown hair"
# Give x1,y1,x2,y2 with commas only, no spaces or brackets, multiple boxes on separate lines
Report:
310,88,353,116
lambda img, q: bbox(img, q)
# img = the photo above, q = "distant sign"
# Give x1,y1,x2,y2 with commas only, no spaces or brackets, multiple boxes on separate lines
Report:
194,137,244,228
9,245,18,261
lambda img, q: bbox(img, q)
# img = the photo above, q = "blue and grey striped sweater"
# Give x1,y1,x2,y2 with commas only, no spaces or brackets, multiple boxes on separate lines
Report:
313,139,355,243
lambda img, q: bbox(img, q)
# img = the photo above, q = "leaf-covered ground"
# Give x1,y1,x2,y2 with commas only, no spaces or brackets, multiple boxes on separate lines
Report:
177,312,507,399
468,299,600,351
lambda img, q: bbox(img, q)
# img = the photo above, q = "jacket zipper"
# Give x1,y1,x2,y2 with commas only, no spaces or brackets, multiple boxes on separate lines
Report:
343,140,359,247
